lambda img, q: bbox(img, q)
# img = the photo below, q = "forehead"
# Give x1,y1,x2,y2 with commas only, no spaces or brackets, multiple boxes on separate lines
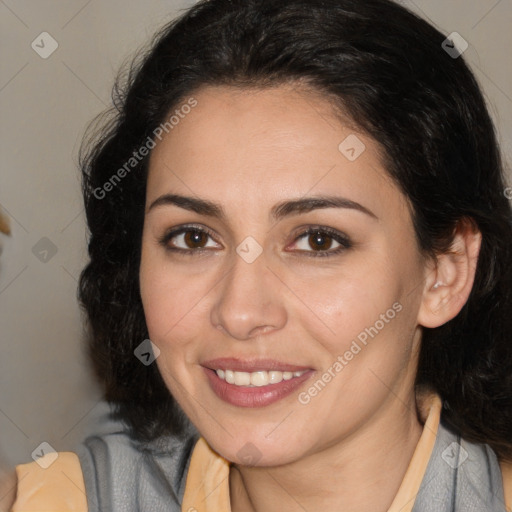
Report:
146,84,407,221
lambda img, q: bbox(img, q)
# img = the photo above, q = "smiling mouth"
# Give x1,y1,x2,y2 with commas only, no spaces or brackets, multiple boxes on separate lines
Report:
215,369,308,387
203,361,314,407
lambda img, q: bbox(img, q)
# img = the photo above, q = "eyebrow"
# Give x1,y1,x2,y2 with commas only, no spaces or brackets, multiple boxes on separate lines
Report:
147,193,377,221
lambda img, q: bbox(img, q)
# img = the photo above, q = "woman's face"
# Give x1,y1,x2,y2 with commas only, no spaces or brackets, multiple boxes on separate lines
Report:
140,84,430,466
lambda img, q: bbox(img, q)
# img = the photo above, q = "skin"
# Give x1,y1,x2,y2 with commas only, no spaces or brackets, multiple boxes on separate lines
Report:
139,83,481,512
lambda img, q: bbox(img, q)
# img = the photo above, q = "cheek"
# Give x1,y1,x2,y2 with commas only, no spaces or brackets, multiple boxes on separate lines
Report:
141,274,206,344
138,252,222,403
139,248,198,343
289,259,400,351
292,260,420,403
139,252,207,405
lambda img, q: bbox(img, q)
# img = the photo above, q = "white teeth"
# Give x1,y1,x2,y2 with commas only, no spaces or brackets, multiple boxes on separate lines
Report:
269,371,282,384
250,371,267,387
215,369,307,387
234,371,251,386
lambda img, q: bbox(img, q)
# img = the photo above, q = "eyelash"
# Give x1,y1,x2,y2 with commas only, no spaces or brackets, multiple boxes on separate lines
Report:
158,224,219,257
288,226,351,258
157,224,352,258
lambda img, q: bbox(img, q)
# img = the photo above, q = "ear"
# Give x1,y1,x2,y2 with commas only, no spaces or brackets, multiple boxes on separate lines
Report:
418,218,482,328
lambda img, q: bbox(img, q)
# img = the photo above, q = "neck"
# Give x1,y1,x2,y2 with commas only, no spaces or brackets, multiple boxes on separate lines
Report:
229,389,424,512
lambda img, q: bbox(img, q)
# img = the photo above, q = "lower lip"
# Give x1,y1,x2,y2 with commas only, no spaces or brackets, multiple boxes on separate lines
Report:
203,367,314,408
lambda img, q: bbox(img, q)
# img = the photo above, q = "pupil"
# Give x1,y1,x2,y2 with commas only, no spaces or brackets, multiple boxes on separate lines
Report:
309,231,331,251
185,230,205,248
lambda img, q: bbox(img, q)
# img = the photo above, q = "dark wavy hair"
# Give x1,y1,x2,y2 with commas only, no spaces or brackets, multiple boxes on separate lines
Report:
78,0,512,460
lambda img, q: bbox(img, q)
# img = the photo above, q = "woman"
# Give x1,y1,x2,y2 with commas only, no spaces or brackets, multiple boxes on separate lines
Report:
10,0,512,510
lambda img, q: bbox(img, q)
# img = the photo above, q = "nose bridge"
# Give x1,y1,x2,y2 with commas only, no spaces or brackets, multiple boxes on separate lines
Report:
210,247,286,339
226,253,261,301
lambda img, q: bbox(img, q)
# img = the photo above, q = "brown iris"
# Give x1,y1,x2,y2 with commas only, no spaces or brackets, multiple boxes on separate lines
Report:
184,230,208,248
308,231,333,251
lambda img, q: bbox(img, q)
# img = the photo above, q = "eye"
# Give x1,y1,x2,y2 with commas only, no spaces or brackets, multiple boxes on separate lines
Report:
158,225,221,253
289,227,351,257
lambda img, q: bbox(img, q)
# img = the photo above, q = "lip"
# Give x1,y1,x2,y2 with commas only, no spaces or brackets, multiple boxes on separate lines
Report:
202,359,315,408
202,357,312,373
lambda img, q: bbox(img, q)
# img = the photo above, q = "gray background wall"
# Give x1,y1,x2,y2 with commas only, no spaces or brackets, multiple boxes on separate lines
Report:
0,0,511,476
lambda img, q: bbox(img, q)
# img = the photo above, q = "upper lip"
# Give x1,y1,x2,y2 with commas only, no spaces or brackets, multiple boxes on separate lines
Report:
201,357,312,372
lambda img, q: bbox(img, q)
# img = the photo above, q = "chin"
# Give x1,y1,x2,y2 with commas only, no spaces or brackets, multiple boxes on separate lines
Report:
205,429,310,467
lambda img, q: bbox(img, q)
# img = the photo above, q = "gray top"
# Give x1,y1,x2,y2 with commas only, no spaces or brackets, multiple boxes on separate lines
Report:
412,419,506,512
76,415,507,512
77,421,199,512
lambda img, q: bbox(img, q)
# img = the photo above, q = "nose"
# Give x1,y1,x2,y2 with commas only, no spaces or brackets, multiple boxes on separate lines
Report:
210,250,287,340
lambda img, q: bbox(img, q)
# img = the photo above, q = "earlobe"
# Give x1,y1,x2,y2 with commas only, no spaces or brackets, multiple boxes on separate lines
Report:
418,219,482,329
